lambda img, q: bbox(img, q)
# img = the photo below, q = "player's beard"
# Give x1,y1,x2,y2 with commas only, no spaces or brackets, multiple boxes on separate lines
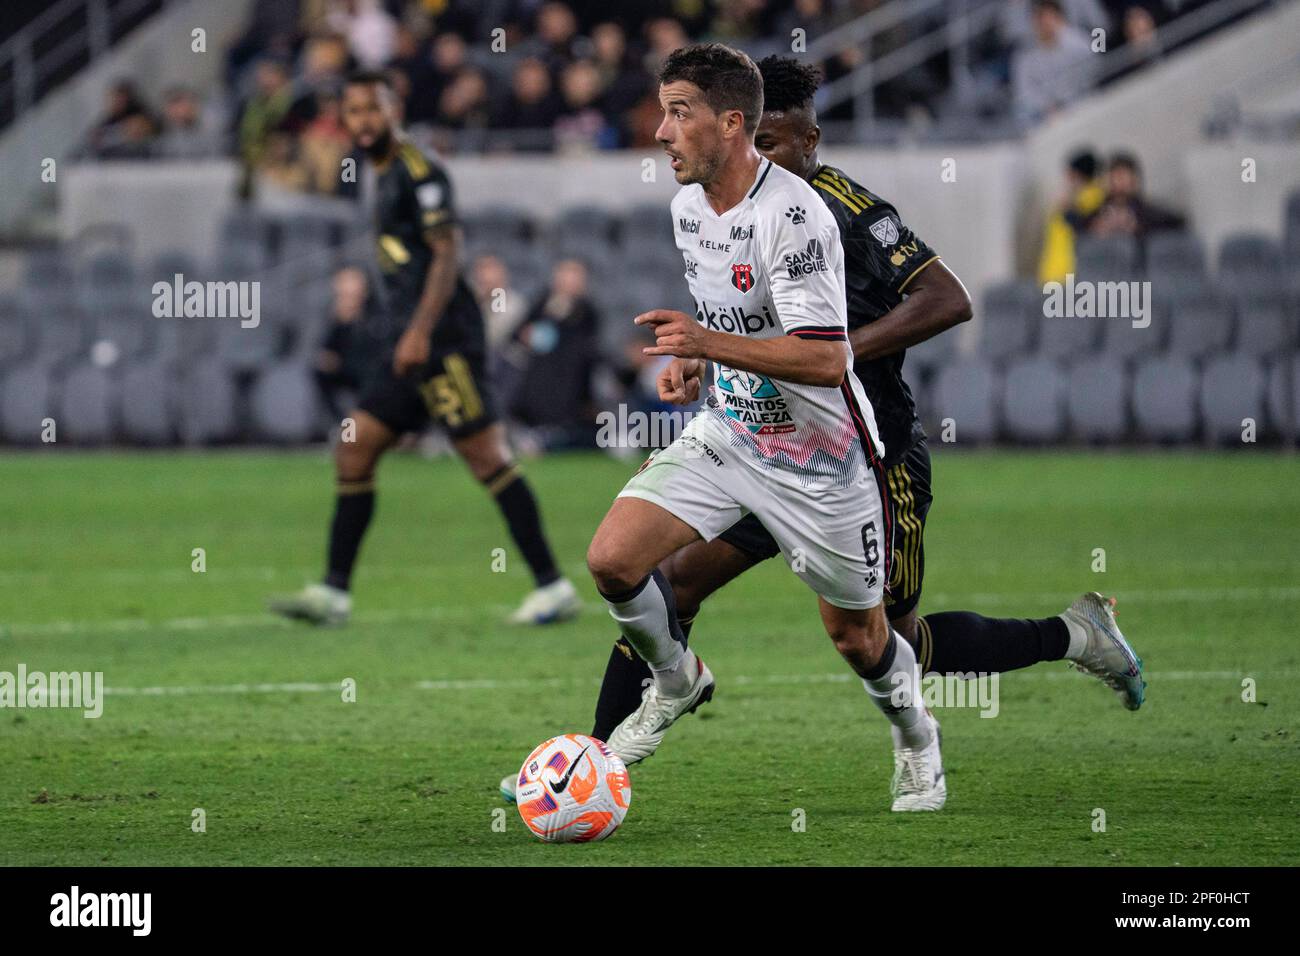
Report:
362,127,394,160
678,145,723,187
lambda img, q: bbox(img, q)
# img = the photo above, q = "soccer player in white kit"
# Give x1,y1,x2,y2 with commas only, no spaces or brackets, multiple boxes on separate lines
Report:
585,43,945,810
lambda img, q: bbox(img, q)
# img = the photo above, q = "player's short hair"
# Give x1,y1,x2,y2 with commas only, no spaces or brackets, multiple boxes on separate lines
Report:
345,69,392,90
658,43,764,133
755,55,821,115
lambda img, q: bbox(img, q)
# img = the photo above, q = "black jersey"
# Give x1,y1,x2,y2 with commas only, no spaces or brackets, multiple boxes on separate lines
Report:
372,140,479,348
809,165,941,467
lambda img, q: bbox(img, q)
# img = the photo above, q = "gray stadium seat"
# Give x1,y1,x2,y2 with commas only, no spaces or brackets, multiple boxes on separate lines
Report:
1132,355,1198,441
1066,356,1129,441
622,203,674,245
120,359,176,444
462,206,532,245
153,320,213,365
554,205,620,245
982,280,1041,322
932,358,999,443
0,362,54,443
56,363,115,444
23,247,75,288
1035,313,1102,360
1075,235,1138,281
1217,231,1283,300
1166,297,1232,358
214,317,285,373
1146,232,1206,277
1099,308,1163,360
1149,270,1212,314
1001,357,1066,441
977,311,1037,360
250,362,320,443
179,359,238,444
1233,301,1293,357
32,314,92,366
1266,355,1298,442
0,301,32,365
906,328,958,377
1199,353,1266,443
92,314,153,359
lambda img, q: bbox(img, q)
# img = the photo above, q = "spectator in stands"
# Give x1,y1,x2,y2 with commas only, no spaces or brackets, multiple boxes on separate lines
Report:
81,79,157,159
1039,149,1106,282
1001,0,1111,48
325,0,398,69
496,58,564,135
258,130,310,192
437,67,493,131
405,32,469,124
590,23,650,127
1012,0,1098,125
1085,151,1185,246
1107,3,1165,82
154,86,221,159
315,265,379,422
298,90,352,194
471,253,531,410
554,60,617,151
237,57,295,174
527,2,582,70
508,258,601,449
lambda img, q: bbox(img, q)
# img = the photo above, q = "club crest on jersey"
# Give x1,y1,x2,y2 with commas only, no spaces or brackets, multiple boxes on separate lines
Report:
731,263,755,293
869,216,899,246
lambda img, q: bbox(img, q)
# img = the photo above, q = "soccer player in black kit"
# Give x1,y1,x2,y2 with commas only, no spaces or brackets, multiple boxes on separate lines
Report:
501,55,1145,803
271,72,578,627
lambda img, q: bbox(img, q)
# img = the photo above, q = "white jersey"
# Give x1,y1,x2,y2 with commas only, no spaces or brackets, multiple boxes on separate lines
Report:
672,157,884,487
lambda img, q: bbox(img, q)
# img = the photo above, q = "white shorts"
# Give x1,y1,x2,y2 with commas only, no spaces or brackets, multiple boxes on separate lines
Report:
617,415,887,610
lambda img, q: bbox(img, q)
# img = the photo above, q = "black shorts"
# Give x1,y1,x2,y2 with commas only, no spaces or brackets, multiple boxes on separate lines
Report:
357,347,498,439
717,439,934,620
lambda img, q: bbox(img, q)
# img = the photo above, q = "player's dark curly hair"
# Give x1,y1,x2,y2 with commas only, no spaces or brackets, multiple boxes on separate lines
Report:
756,55,821,114
658,43,764,133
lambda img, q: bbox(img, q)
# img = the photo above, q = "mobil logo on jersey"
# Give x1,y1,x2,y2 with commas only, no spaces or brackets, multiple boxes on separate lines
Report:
715,368,795,435
695,298,776,334
730,262,755,293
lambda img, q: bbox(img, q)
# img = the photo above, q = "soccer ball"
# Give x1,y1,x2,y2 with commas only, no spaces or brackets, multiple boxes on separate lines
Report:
515,734,632,843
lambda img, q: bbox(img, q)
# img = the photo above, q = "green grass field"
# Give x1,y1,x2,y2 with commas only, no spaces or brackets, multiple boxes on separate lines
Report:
1,448,1297,866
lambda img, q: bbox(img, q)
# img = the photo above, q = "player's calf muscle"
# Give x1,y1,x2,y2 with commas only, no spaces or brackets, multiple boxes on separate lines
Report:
587,499,697,594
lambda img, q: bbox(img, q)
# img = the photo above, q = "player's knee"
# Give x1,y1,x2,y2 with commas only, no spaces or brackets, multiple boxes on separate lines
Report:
586,538,645,596
335,436,379,482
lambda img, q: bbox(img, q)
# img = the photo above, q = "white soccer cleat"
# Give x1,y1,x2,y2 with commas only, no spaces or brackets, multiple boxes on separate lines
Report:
508,578,581,625
500,774,517,803
890,712,946,812
267,583,351,626
607,657,715,765
1062,592,1146,711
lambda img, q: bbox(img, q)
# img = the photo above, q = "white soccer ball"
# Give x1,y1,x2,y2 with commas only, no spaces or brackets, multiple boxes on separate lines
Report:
515,734,632,843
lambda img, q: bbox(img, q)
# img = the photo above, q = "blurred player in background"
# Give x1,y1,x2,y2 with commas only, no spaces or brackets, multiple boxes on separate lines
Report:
270,71,579,627
502,53,1145,805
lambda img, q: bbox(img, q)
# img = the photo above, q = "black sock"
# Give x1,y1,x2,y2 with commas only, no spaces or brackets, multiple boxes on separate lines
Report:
591,612,695,741
917,611,1070,675
485,465,560,587
324,480,375,591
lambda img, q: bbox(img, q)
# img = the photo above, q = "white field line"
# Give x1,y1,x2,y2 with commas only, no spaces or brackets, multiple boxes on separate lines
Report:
5,585,1300,638
95,668,1299,699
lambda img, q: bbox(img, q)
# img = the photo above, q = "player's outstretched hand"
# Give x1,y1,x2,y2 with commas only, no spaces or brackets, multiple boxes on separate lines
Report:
393,326,431,377
656,358,705,405
636,309,710,359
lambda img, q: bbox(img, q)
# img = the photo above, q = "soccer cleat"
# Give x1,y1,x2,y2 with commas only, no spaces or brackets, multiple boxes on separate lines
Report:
1062,592,1146,711
500,774,517,803
606,656,714,765
508,577,581,625
267,583,351,626
890,712,946,812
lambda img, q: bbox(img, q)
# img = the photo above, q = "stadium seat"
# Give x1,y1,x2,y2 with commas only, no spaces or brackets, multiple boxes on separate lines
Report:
214,316,287,373
0,362,54,443
1035,313,1102,360
120,359,176,444
905,328,958,378
932,358,999,443
1001,357,1066,441
0,300,32,366
1166,297,1233,358
1265,355,1299,442
92,314,154,360
22,247,75,288
178,359,239,445
982,280,1041,322
56,363,116,445
1217,231,1283,300
1199,353,1266,443
250,362,320,443
149,251,200,283
1233,301,1293,357
976,310,1037,361
1149,269,1213,314
554,205,621,246
1075,235,1138,281
1132,355,1198,441
152,319,213,366
1099,309,1164,360
461,206,533,245
1146,232,1207,277
621,202,674,246
1066,356,1129,441
31,314,92,366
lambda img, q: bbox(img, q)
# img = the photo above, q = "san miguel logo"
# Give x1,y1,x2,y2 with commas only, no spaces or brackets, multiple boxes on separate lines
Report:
731,263,755,293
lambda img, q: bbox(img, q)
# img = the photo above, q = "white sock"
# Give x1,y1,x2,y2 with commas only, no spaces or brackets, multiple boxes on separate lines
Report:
604,574,694,697
1060,614,1088,660
861,631,931,749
